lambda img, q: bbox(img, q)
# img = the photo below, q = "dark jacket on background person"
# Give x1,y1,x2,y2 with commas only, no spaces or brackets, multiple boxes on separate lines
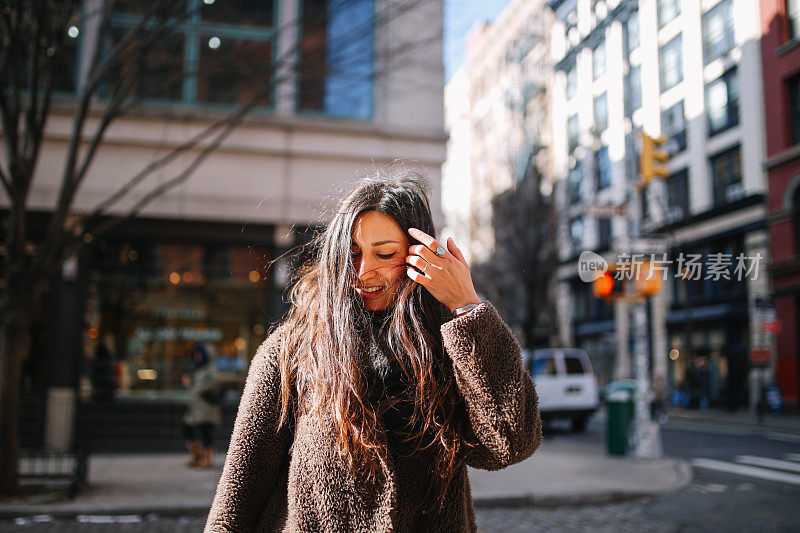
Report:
205,301,542,532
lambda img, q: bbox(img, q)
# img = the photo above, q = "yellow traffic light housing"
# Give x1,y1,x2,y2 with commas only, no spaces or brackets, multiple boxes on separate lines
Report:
638,132,669,191
634,260,663,297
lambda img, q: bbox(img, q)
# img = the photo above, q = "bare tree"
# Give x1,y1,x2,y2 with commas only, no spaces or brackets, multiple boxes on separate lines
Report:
0,0,436,496
472,148,559,349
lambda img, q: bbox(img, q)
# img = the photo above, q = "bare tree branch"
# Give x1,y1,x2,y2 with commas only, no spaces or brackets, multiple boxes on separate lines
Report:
0,163,11,196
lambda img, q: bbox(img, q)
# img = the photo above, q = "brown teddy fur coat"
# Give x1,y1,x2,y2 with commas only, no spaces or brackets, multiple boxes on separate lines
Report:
205,301,542,532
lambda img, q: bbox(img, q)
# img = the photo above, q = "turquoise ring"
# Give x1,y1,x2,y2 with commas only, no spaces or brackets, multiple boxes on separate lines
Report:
435,246,446,256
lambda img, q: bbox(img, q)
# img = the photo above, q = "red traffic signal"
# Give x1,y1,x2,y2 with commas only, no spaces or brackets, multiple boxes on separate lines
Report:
593,271,624,300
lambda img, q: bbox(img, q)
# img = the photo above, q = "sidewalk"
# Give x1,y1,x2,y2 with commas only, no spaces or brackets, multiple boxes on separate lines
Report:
0,440,691,519
665,407,800,435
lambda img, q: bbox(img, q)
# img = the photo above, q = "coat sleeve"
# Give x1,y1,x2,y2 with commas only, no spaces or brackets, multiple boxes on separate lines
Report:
205,327,290,532
441,301,542,471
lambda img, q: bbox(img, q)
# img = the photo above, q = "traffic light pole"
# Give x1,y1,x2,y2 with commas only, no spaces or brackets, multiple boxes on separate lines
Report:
627,131,664,459
630,299,663,457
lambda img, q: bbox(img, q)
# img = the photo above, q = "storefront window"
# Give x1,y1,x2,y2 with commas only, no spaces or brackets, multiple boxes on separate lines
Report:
85,238,277,399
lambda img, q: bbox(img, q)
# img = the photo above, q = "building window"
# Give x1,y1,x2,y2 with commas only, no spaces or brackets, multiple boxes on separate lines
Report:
789,74,800,145
568,162,583,204
659,35,683,92
108,0,277,106
639,187,649,220
566,64,577,100
568,114,580,152
594,92,608,132
789,0,800,40
626,11,640,53
710,146,743,206
658,0,681,28
793,186,800,253
54,28,80,94
593,40,606,80
598,218,612,250
565,8,578,49
667,169,689,223
661,101,686,154
706,68,739,136
595,146,611,190
629,64,642,111
703,0,735,64
298,0,375,119
570,216,584,253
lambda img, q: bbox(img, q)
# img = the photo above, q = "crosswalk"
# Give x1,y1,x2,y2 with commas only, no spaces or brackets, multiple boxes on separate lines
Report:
691,453,800,486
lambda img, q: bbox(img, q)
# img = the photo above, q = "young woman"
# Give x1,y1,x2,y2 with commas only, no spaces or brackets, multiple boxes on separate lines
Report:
205,167,542,532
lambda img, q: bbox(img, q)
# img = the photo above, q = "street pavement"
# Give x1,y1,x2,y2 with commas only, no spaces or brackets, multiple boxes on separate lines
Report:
4,407,800,531
0,436,689,519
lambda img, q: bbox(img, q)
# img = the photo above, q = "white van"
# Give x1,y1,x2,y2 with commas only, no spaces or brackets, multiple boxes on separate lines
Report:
523,348,600,432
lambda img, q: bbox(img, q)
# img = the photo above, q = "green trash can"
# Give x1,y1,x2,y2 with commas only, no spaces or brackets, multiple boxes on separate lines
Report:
606,390,634,456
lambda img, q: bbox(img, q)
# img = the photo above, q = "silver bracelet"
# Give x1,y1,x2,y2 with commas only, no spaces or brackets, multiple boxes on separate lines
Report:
452,303,480,317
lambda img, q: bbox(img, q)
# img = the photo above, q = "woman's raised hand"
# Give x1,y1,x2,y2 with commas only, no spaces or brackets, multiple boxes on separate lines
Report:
405,228,480,313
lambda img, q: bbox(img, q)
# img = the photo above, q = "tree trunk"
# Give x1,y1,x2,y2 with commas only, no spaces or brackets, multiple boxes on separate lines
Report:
0,296,29,497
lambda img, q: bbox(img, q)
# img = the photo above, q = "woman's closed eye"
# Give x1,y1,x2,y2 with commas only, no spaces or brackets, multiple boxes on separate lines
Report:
350,250,395,259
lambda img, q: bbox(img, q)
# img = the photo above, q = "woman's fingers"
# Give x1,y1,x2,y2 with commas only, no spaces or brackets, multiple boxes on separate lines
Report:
406,266,431,286
406,254,434,273
408,227,449,258
447,237,466,265
408,244,442,266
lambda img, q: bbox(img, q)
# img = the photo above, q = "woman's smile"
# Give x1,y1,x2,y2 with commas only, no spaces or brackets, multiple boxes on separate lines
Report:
357,285,385,297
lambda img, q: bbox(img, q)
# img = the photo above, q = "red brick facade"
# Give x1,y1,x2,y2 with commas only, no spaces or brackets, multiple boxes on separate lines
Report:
761,0,800,408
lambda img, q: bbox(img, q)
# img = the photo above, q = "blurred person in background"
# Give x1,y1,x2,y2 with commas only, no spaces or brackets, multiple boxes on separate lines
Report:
182,342,222,469
90,335,117,402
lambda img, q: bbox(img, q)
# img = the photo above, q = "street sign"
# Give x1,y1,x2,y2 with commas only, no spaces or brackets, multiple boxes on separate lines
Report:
755,297,774,309
750,348,772,366
585,204,629,218
613,237,668,254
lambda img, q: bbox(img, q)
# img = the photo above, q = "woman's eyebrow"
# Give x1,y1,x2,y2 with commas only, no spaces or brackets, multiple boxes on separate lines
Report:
351,239,400,247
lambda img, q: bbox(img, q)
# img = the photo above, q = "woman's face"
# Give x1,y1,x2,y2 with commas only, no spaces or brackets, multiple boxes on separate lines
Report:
351,211,410,311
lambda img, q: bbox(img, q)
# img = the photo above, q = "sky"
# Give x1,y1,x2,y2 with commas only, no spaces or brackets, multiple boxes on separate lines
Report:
444,0,512,82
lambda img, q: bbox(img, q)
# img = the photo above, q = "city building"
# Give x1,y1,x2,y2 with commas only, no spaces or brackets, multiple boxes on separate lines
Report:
760,0,800,410
548,0,769,409
3,0,446,450
442,0,553,267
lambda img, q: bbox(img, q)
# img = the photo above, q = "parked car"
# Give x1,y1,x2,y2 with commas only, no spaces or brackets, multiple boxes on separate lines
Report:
523,348,600,432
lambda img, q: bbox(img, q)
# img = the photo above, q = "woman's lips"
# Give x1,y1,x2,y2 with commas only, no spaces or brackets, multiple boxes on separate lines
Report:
357,285,385,299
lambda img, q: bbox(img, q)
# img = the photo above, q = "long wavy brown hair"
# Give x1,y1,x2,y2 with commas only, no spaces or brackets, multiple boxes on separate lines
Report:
274,166,472,511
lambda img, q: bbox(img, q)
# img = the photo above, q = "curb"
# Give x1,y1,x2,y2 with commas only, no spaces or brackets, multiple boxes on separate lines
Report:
666,415,800,437
0,460,693,519
0,502,212,520
473,459,692,508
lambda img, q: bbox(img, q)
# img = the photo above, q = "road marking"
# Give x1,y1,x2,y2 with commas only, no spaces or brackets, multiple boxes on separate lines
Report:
735,455,800,474
691,458,800,485
664,422,750,437
765,432,800,443
784,453,800,462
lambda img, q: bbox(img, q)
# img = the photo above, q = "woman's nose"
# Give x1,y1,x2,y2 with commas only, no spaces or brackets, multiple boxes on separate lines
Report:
357,258,376,279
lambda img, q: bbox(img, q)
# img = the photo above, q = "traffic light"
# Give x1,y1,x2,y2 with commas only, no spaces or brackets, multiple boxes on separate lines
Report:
638,132,669,191
634,260,663,297
593,270,625,301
